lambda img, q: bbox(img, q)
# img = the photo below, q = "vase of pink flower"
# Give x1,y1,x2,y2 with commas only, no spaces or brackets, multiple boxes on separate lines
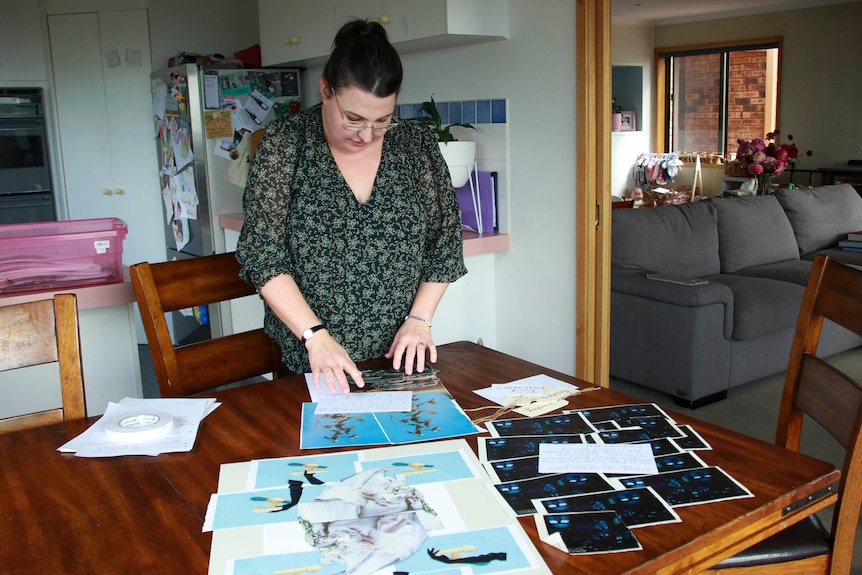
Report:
735,132,812,195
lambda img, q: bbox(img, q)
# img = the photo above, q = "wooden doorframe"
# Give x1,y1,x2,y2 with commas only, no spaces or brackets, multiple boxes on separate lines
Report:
575,0,611,386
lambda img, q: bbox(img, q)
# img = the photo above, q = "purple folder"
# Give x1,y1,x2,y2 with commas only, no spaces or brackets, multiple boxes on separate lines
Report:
455,171,497,234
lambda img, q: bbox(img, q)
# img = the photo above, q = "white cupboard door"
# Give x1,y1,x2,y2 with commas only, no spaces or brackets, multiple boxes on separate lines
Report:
50,13,113,218
384,0,446,43
49,10,163,269
259,0,298,66
260,0,334,66
335,0,383,28
294,0,335,62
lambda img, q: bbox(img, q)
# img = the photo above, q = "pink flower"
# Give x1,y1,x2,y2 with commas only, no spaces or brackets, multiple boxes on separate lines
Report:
734,133,810,176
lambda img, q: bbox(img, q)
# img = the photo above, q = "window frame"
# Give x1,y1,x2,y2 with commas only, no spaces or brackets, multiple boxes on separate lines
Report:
654,37,783,155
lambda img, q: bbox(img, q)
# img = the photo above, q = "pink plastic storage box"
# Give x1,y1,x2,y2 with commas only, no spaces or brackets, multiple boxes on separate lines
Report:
0,218,127,294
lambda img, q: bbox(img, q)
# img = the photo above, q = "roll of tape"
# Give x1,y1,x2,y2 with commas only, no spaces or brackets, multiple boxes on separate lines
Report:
104,411,174,442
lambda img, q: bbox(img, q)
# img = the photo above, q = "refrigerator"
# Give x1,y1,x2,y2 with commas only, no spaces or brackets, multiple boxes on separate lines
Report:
151,64,302,345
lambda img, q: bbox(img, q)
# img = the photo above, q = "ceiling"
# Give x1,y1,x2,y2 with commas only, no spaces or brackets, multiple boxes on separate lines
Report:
612,0,860,26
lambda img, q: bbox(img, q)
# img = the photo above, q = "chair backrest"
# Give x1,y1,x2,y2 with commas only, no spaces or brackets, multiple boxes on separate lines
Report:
130,252,286,397
776,254,862,574
0,293,86,433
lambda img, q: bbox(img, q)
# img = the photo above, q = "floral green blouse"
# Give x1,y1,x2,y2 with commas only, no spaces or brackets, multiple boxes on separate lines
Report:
236,104,467,374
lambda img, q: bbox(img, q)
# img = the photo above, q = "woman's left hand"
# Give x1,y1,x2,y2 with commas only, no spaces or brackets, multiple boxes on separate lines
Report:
386,318,435,375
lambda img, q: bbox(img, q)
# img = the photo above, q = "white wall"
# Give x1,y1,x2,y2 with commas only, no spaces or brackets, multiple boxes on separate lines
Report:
404,1,578,375
611,24,653,198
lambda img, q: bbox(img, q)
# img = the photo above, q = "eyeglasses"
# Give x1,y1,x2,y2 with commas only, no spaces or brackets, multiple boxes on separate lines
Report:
332,91,398,133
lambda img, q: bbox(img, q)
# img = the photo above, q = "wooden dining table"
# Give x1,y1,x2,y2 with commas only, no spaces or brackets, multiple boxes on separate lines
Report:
0,341,839,574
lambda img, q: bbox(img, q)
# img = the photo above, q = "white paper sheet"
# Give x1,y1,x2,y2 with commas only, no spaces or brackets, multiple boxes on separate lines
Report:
58,397,219,457
538,443,658,475
313,391,412,414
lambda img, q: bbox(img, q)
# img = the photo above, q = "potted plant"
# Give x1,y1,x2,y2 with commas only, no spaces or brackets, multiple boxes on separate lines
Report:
407,95,477,188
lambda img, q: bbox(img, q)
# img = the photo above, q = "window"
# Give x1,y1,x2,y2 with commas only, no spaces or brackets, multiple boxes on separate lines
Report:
656,38,781,157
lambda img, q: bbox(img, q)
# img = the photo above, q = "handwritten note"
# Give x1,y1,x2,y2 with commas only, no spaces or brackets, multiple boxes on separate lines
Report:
538,443,658,475
475,374,580,406
314,391,412,415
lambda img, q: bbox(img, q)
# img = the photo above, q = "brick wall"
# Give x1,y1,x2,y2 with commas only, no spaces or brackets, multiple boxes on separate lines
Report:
673,51,767,155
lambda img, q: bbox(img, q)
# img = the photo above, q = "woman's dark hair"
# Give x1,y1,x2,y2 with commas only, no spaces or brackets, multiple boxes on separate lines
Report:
322,19,403,97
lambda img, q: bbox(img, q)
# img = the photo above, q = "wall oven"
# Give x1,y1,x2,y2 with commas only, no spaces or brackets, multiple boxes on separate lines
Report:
0,88,55,224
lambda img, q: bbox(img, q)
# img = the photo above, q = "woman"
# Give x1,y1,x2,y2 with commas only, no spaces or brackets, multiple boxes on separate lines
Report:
236,19,467,393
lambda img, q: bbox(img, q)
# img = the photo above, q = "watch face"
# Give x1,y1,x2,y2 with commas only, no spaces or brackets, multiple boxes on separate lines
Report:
302,325,324,342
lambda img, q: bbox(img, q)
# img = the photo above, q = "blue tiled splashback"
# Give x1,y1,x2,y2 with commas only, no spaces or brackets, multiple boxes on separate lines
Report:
396,99,507,125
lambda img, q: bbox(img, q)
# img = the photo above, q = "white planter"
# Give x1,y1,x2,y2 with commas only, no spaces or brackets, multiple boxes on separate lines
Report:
438,141,476,188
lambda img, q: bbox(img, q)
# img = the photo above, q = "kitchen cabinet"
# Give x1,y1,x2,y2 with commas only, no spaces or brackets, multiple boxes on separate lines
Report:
48,9,164,270
259,0,335,68
0,2,48,84
335,0,447,44
260,0,508,67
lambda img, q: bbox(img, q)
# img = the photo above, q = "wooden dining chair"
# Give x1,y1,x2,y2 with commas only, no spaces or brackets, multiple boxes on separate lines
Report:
705,254,862,574
0,293,86,433
130,252,286,397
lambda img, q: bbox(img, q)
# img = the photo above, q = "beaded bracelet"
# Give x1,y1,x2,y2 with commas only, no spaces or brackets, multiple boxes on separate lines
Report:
405,314,432,329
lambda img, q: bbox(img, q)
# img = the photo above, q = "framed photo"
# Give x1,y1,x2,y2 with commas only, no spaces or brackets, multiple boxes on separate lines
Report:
619,111,637,131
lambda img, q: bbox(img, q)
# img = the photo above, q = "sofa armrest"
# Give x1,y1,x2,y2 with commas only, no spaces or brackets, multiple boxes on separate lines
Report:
610,272,735,402
612,272,732,304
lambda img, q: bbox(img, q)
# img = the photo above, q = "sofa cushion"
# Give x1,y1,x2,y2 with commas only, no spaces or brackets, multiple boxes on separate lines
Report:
708,274,806,341
710,195,799,273
611,201,720,277
775,184,862,256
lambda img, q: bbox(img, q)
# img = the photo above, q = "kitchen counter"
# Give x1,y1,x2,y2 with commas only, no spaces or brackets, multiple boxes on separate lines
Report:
218,213,509,256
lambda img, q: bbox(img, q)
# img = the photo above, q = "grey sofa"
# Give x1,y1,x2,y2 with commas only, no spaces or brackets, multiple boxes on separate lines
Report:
610,183,862,407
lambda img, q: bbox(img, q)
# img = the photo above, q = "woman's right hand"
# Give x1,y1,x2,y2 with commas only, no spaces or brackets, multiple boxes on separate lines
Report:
305,331,365,393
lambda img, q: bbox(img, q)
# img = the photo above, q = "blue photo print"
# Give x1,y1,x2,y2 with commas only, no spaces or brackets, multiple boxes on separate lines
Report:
487,413,595,437
208,483,325,530
599,426,677,444
575,403,672,428
604,451,707,480
252,452,360,489
375,390,480,444
674,424,712,450
394,526,533,574
494,472,614,516
635,437,687,457
539,511,642,554
485,456,544,483
358,450,480,486
616,467,753,507
479,434,596,462
534,487,680,528
231,550,341,575
299,404,391,449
